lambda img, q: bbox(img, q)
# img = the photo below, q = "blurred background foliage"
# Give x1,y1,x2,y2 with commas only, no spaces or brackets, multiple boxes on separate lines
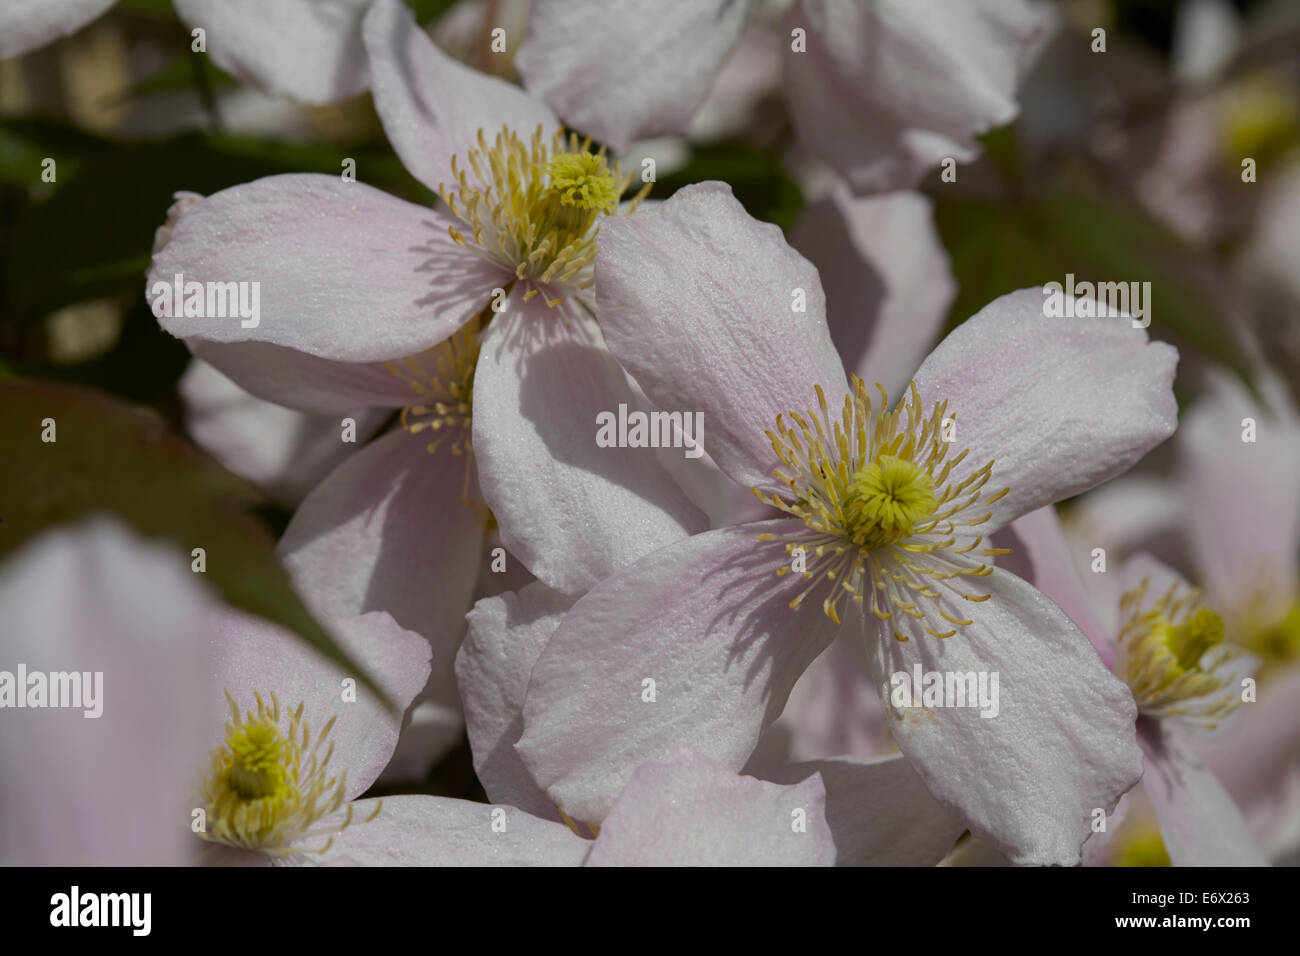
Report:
0,0,1297,795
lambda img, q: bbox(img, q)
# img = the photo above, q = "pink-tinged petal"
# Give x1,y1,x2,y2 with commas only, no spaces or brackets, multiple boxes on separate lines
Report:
1198,663,1300,859
376,695,465,786
623,374,777,531
471,293,706,594
516,0,747,152
791,188,954,398
210,608,430,799
149,174,499,362
1066,475,1188,580
769,625,890,761
363,0,558,196
596,182,847,491
173,0,370,105
180,359,387,506
186,340,425,415
517,519,840,823
759,755,965,866
318,795,590,866
0,0,115,59
277,428,485,656
275,429,480,790
866,565,1144,866
586,750,835,867
785,45,972,196
912,287,1179,533
1140,721,1267,866
1182,368,1300,617
0,519,218,866
458,582,575,819
1118,551,1194,601
688,21,784,142
784,0,1045,192
1000,506,1115,666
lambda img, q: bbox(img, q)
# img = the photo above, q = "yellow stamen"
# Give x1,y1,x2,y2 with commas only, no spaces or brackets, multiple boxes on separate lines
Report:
753,375,1008,632
1115,577,1251,729
199,691,373,856
438,125,649,297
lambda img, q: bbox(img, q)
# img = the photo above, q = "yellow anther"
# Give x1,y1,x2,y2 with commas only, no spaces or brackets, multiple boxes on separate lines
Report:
753,375,1008,633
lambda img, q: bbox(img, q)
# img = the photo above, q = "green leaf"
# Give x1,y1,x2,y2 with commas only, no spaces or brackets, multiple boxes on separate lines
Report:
0,120,110,187
406,0,462,26
0,381,390,705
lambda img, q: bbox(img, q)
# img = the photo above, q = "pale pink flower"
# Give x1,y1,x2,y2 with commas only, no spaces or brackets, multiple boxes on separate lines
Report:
149,0,705,727
514,182,1179,865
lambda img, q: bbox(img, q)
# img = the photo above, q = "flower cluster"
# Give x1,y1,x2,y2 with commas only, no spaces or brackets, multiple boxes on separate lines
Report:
2,0,1296,871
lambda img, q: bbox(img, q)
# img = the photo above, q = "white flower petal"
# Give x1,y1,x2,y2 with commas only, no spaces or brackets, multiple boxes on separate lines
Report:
0,519,217,865
517,0,749,151
865,565,1143,865
472,292,706,594
585,750,835,866
318,795,589,866
0,0,115,59
174,0,370,104
518,520,839,823
912,287,1178,533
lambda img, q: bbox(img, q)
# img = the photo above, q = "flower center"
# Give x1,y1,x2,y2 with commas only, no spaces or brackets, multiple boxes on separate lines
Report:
199,691,377,856
1113,821,1171,867
755,376,1009,631
1239,597,1300,667
227,721,289,800
842,454,937,549
439,125,648,301
1115,578,1248,728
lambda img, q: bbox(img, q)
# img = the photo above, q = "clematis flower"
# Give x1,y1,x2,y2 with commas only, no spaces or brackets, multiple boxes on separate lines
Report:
1069,367,1300,663
1062,363,1300,860
0,518,444,865
0,516,526,866
457,580,966,865
149,0,705,731
1180,370,1300,666
516,0,1046,192
0,0,372,104
1006,507,1265,866
515,182,1179,865
0,519,860,867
